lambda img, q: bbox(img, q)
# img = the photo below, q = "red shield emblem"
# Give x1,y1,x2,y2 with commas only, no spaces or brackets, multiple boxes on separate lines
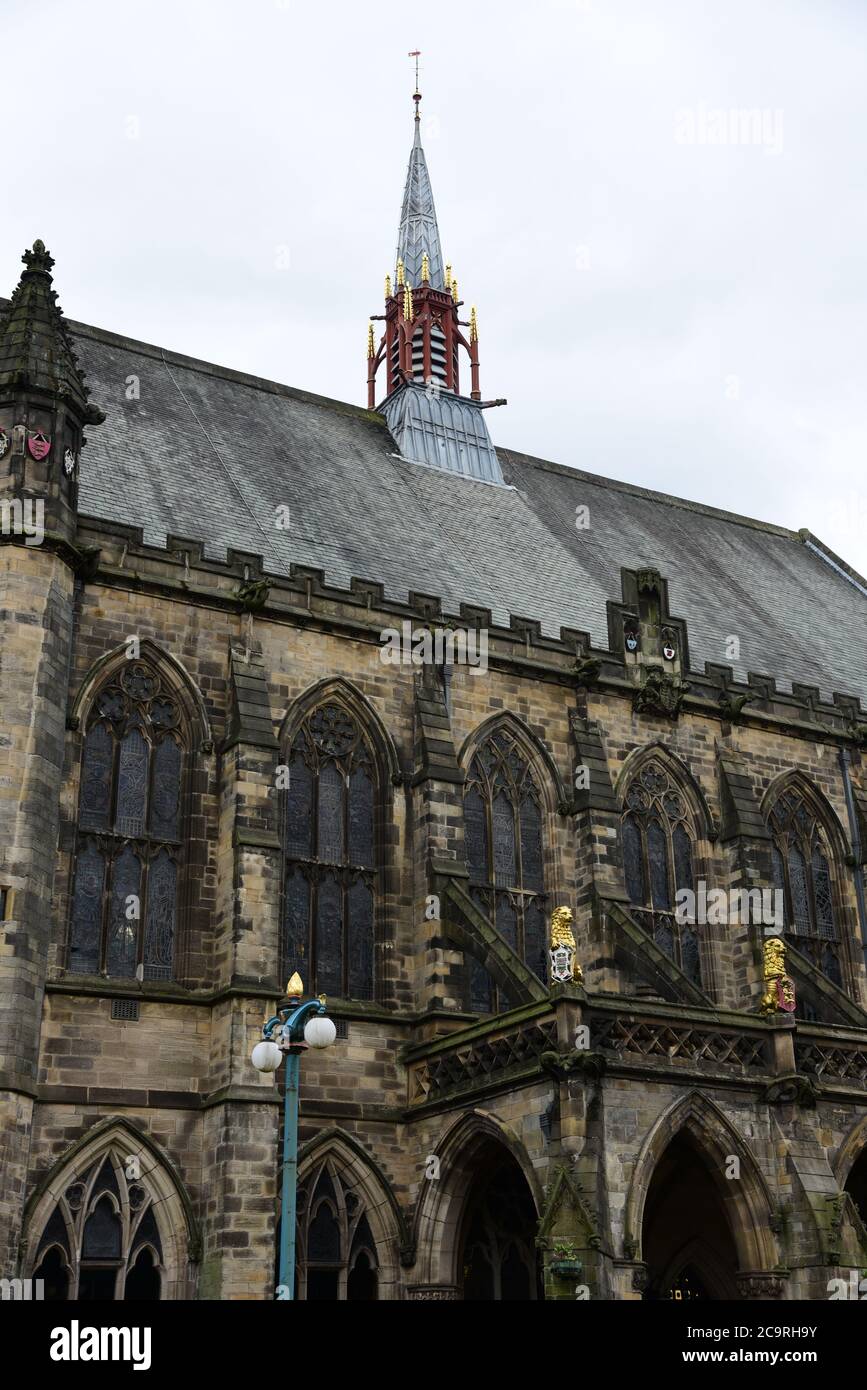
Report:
777,976,796,1012
27,432,51,460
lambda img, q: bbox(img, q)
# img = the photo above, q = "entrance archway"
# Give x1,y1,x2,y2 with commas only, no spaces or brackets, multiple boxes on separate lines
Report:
458,1141,541,1300
642,1132,739,1299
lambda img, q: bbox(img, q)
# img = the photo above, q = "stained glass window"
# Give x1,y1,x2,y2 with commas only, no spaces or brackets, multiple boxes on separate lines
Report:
767,786,841,987
462,729,549,1012
68,663,184,981
281,704,377,1000
621,757,701,985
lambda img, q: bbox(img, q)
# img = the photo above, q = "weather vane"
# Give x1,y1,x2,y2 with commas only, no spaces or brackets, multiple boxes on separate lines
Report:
408,48,421,113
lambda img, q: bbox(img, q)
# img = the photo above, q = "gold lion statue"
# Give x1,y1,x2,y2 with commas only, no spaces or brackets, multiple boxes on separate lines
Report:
549,906,583,983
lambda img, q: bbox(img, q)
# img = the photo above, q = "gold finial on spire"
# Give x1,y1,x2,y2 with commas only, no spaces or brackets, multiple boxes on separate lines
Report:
385,273,392,299
470,306,479,343
445,263,452,291
421,252,430,284
396,258,405,289
451,276,459,304
403,284,414,320
286,971,304,997
367,322,375,358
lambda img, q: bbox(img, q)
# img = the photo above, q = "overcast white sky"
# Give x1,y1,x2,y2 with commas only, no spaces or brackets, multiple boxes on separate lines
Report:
6,0,867,578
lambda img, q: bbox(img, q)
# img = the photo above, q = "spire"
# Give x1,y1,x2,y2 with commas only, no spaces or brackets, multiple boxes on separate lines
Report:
0,241,102,423
395,86,445,291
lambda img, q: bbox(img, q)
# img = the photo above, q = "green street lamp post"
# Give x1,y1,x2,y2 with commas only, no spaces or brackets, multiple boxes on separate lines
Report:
251,971,336,1300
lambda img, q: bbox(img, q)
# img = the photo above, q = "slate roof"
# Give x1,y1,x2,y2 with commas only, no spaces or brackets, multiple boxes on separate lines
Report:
66,317,867,708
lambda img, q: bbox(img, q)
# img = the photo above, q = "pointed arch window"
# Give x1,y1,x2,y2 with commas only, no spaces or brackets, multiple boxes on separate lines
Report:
282,703,377,1000
463,729,549,1012
767,788,842,988
31,1149,164,1300
291,1161,379,1301
68,663,185,980
621,757,701,986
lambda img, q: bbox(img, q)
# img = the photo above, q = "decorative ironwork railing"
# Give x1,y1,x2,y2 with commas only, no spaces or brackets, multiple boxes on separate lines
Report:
592,1016,768,1071
795,1039,867,1088
408,1016,558,1105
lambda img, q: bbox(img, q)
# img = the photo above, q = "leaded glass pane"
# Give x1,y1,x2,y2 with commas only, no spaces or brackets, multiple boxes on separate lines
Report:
316,873,343,996
284,754,313,859
82,1199,122,1259
80,724,113,831
788,845,810,935
519,798,543,892
622,815,645,905
317,763,345,865
647,820,671,911
673,824,693,895
283,868,310,975
771,844,786,896
106,846,141,978
347,879,374,999
348,768,374,867
495,893,518,953
70,843,106,973
812,846,836,939
492,793,516,887
654,917,674,960
524,899,547,983
143,850,176,981
149,737,180,840
115,728,149,837
465,787,488,885
131,1207,163,1261
681,926,701,985
821,944,842,988
308,1203,340,1263
469,955,493,1013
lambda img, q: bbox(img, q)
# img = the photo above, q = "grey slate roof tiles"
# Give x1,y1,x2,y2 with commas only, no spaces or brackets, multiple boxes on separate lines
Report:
69,318,867,708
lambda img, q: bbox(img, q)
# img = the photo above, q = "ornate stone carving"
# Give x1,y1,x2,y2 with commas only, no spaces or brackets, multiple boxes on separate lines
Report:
406,1285,461,1300
632,666,689,719
736,1271,786,1300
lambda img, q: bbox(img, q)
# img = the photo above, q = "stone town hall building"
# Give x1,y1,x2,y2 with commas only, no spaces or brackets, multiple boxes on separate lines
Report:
2,87,867,1304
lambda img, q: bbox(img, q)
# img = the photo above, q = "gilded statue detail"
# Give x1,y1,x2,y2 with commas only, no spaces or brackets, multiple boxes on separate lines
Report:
549,906,583,985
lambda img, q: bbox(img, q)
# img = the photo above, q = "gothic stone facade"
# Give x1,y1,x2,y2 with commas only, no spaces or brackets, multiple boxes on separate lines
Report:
2,233,867,1300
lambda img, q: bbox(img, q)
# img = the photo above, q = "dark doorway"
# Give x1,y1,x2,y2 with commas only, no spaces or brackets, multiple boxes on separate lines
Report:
642,1132,740,1299
124,1247,161,1300
844,1147,867,1231
78,1267,120,1300
458,1143,541,1300
33,1246,69,1301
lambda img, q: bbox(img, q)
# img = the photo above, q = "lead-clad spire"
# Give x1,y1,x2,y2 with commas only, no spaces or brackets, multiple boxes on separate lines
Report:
366,67,505,485
395,106,445,291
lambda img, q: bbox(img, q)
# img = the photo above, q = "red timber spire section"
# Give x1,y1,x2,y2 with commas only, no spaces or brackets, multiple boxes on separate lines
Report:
367,72,482,409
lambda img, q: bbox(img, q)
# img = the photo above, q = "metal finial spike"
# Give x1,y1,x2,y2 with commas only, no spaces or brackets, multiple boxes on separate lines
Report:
421,252,430,285
403,285,413,320
396,258,405,289
367,323,376,358
445,264,452,291
286,971,304,997
385,273,392,299
470,306,479,343
451,277,459,304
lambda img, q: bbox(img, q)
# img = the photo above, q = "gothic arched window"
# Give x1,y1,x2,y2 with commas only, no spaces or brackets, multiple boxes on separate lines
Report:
282,704,377,1000
293,1162,379,1301
31,1149,164,1301
767,787,842,988
463,729,549,1012
68,662,185,980
621,757,701,985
